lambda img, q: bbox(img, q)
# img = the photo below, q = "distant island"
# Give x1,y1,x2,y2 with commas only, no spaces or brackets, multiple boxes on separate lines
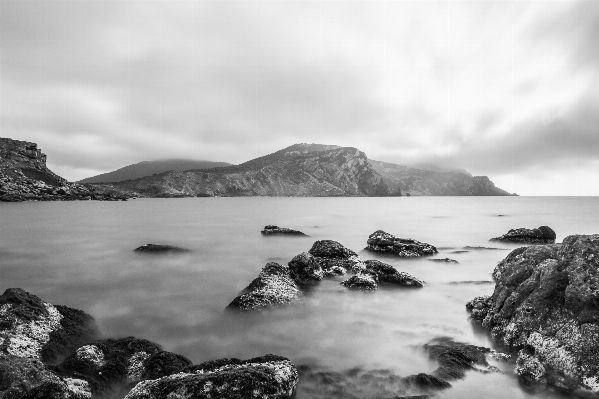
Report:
0,138,515,202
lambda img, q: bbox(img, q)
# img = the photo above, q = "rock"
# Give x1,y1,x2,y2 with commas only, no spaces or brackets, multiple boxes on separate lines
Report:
490,225,556,244
288,252,325,284
227,263,302,311
124,354,299,399
0,288,98,362
308,240,365,274
427,258,459,264
365,230,437,258
340,271,378,291
466,235,599,393
133,244,189,253
462,246,508,251
450,250,469,254
515,349,546,385
364,260,424,287
402,373,452,390
261,225,307,236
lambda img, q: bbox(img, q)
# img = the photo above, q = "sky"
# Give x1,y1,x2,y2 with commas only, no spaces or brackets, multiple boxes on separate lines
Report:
1,1,598,195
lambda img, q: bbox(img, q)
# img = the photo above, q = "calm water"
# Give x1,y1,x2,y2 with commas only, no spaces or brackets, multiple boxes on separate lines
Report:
1,197,598,398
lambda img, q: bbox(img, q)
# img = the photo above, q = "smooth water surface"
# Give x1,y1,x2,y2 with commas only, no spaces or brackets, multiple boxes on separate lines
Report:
1,197,598,398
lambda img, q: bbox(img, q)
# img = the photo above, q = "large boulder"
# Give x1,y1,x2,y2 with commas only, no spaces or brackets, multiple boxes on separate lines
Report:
467,235,599,393
0,288,98,362
288,252,325,284
227,263,302,311
308,240,365,274
261,225,307,236
490,225,556,244
364,260,424,287
365,230,437,257
124,354,298,399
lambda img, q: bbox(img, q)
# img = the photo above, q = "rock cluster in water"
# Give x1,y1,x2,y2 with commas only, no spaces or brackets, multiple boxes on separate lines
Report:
467,234,599,394
0,288,299,398
365,230,438,257
261,225,308,236
489,225,556,244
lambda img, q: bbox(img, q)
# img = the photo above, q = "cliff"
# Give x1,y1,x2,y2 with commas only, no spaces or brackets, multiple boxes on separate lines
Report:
112,147,390,197
0,137,140,202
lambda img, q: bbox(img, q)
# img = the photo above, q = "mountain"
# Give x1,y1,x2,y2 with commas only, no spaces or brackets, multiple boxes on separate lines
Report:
0,137,140,202
111,146,389,197
368,159,512,196
78,159,232,183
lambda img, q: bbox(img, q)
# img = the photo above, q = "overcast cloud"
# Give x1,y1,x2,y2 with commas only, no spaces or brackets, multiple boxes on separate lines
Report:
1,1,598,195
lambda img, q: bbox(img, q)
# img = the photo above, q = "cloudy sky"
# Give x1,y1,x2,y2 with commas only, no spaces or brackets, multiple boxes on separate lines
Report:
1,1,598,195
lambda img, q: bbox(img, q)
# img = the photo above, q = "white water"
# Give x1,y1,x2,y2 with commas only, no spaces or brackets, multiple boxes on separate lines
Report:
1,197,597,398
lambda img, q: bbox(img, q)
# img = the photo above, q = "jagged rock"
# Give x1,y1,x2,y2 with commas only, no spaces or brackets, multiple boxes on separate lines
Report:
261,225,307,236
466,235,599,393
402,373,451,390
427,258,459,264
227,263,302,311
308,240,365,274
364,260,424,287
0,288,98,362
515,350,546,385
124,354,298,399
133,244,189,253
490,225,556,244
365,230,437,258
288,252,325,284
340,271,378,291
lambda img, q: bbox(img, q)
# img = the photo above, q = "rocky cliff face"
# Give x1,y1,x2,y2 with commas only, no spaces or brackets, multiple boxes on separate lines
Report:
369,159,513,196
0,137,139,202
113,147,390,197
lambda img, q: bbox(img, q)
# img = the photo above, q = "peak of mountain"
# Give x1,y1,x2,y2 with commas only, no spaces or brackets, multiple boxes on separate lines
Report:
242,143,341,166
78,159,232,183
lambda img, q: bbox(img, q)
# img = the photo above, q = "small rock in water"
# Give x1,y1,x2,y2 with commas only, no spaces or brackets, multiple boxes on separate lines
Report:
308,240,365,274
261,225,307,236
450,250,469,254
462,246,507,251
364,260,424,287
340,271,378,291
133,244,189,253
489,225,556,244
366,230,437,257
428,258,459,264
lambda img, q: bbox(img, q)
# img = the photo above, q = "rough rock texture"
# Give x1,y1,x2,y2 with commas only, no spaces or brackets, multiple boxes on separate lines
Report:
133,244,189,253
112,146,390,197
0,288,98,362
365,230,438,258
467,235,599,393
227,263,302,311
124,354,298,399
288,252,326,284
308,240,365,274
261,225,307,236
0,137,140,202
340,271,378,291
369,158,513,196
490,225,556,244
364,260,424,287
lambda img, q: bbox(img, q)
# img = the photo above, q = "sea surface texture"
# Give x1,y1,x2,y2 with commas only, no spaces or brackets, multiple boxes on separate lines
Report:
1,197,597,398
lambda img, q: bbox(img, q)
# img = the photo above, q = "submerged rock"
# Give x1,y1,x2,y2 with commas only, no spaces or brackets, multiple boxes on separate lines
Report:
365,230,437,258
467,234,599,393
402,373,452,390
340,271,378,291
227,263,302,311
428,258,459,264
124,354,299,399
133,244,189,253
364,260,424,287
490,225,556,244
261,225,307,236
308,240,365,274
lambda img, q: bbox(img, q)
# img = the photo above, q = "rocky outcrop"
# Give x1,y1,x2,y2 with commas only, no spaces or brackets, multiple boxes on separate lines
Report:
467,235,599,393
133,244,189,253
490,226,556,244
340,271,378,291
0,137,140,202
308,240,365,274
261,225,307,236
111,146,390,197
124,354,298,399
366,230,438,257
227,263,302,311
364,260,424,287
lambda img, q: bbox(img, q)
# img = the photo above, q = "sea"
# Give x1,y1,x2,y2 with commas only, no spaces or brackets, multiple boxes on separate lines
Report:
1,196,598,398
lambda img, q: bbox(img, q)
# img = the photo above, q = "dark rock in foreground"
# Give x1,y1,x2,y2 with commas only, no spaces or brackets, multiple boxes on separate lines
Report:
133,244,189,253
308,240,365,274
288,252,326,284
366,230,437,258
364,260,424,287
262,225,307,236
124,354,298,399
490,225,556,244
467,235,599,393
227,263,302,311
